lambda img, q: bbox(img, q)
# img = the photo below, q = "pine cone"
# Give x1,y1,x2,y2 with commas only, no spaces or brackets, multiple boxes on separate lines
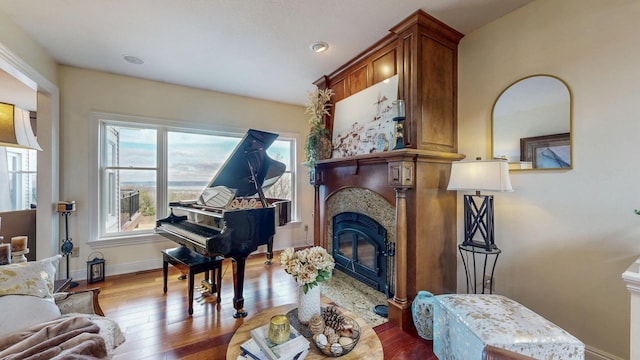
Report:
309,314,325,335
322,306,347,331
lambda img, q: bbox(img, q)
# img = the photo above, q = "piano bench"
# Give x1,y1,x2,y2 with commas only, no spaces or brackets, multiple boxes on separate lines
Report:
162,246,223,315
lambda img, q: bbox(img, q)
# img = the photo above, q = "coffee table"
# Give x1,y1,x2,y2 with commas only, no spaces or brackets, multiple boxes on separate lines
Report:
227,303,383,359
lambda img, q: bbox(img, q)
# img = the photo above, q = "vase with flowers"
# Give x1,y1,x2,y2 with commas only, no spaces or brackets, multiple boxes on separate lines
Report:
280,246,335,324
304,88,334,168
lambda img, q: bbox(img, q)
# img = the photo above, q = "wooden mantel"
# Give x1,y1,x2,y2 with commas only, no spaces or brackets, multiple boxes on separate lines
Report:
311,149,464,330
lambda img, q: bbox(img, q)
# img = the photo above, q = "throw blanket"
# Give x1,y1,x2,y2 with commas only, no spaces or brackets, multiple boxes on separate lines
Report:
0,315,108,360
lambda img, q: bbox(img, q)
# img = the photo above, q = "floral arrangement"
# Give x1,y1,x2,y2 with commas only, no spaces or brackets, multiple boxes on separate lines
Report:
280,246,335,294
304,88,335,167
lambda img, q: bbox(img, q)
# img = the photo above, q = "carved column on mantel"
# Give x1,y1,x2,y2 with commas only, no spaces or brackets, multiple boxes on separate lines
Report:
387,160,414,329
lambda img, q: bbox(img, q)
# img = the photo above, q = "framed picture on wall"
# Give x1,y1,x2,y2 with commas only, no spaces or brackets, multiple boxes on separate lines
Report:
520,133,571,168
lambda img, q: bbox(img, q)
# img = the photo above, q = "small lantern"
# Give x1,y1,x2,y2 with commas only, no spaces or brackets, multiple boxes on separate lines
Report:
87,252,105,284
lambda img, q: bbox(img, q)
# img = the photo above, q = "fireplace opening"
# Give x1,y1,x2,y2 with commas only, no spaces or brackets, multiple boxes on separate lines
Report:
332,212,393,298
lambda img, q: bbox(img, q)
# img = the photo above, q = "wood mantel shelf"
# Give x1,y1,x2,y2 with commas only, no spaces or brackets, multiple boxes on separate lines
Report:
315,149,465,167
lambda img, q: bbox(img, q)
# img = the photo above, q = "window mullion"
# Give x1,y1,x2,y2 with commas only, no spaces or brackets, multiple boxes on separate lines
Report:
157,127,168,219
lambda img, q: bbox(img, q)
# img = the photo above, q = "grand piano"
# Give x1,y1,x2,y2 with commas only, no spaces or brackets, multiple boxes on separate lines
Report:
156,129,291,318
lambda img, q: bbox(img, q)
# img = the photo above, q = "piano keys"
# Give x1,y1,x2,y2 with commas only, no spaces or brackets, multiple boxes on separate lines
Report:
156,129,291,318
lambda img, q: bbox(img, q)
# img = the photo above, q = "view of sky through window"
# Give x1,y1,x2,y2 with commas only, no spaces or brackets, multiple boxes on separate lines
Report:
117,127,291,189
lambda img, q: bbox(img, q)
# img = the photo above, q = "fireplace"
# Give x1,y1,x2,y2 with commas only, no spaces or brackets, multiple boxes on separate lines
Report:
332,212,393,297
312,150,461,330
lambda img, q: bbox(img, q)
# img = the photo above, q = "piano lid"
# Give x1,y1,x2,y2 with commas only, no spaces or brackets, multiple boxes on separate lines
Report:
199,129,286,200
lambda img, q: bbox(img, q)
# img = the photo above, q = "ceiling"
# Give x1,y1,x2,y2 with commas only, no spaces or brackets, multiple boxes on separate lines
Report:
0,0,533,109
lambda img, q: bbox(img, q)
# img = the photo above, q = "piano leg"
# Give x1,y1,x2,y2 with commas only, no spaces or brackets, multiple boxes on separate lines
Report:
163,256,169,293
265,235,274,265
232,258,248,318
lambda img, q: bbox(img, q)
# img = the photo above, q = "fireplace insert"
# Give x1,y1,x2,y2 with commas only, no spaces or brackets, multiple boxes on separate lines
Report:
332,212,393,296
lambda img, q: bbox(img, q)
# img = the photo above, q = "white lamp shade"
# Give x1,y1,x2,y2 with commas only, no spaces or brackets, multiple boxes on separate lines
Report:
447,159,513,192
0,102,42,151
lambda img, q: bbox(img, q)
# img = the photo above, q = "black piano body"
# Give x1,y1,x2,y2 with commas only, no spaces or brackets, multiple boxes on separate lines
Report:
155,129,291,318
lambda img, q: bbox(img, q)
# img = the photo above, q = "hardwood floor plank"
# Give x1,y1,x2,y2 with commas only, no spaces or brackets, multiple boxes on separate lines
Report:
72,252,432,359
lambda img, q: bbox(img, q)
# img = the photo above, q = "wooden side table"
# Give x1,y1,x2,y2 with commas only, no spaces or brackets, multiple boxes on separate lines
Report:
226,303,384,359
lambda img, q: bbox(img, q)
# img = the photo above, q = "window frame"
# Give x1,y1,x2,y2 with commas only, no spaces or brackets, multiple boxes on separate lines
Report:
88,112,297,248
4,148,37,211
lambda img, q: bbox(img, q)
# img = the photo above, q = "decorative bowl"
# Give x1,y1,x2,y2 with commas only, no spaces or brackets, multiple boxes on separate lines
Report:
312,315,360,357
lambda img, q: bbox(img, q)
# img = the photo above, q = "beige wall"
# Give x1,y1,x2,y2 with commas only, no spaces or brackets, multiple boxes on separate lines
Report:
58,65,314,278
458,0,640,358
3,0,637,356
0,10,60,260
0,10,56,85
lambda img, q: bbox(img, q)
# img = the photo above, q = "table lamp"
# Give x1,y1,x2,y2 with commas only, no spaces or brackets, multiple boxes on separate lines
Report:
0,102,42,151
447,158,512,250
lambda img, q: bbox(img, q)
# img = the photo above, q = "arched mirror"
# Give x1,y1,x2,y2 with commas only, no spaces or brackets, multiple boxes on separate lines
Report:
492,75,572,170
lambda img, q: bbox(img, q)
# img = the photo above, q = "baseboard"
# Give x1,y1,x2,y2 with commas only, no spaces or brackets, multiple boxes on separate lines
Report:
68,249,279,281
70,258,161,281
586,345,624,360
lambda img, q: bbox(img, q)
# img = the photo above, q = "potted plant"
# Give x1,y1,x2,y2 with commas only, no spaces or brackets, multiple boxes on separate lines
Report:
280,246,335,323
304,88,334,168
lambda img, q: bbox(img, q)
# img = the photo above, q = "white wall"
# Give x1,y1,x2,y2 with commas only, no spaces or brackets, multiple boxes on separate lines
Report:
58,65,314,279
458,0,640,358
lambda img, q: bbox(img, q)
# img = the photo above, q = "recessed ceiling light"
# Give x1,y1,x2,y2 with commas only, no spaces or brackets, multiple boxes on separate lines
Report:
310,41,329,53
123,55,144,64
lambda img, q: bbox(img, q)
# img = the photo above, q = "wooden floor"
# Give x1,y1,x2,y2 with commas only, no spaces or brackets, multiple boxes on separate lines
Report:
73,253,434,359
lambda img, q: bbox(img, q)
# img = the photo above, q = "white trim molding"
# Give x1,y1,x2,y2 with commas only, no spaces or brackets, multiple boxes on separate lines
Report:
623,257,640,360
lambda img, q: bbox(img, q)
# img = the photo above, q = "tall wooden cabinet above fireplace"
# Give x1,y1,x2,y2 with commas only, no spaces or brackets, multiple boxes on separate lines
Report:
311,10,464,332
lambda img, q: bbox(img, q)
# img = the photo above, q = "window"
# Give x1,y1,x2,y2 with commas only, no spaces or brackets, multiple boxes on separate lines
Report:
94,115,295,241
1,147,37,211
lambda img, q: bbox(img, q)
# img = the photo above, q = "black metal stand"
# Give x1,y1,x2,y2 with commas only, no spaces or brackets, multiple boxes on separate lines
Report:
373,242,395,318
458,244,501,294
60,211,79,288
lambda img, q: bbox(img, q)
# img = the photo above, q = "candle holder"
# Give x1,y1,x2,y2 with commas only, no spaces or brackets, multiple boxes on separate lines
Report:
268,314,291,345
11,236,28,252
0,243,10,265
392,99,406,150
11,248,28,264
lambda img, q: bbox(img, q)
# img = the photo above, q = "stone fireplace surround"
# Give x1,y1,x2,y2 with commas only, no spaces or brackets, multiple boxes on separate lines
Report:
327,188,396,295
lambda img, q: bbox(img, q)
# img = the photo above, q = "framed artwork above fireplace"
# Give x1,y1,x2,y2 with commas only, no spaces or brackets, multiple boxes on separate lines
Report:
332,75,398,158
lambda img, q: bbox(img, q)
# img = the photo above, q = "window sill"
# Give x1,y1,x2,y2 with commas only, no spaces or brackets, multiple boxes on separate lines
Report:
89,220,303,249
88,232,167,249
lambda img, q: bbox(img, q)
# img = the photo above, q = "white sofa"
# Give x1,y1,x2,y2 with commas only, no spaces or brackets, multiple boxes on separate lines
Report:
0,255,125,359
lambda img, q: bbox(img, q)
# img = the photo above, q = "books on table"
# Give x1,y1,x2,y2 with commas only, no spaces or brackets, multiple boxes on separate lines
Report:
239,338,269,360
245,323,309,360
238,338,309,360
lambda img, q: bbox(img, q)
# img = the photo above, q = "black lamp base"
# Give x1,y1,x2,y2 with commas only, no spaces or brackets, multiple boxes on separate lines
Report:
463,194,496,251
